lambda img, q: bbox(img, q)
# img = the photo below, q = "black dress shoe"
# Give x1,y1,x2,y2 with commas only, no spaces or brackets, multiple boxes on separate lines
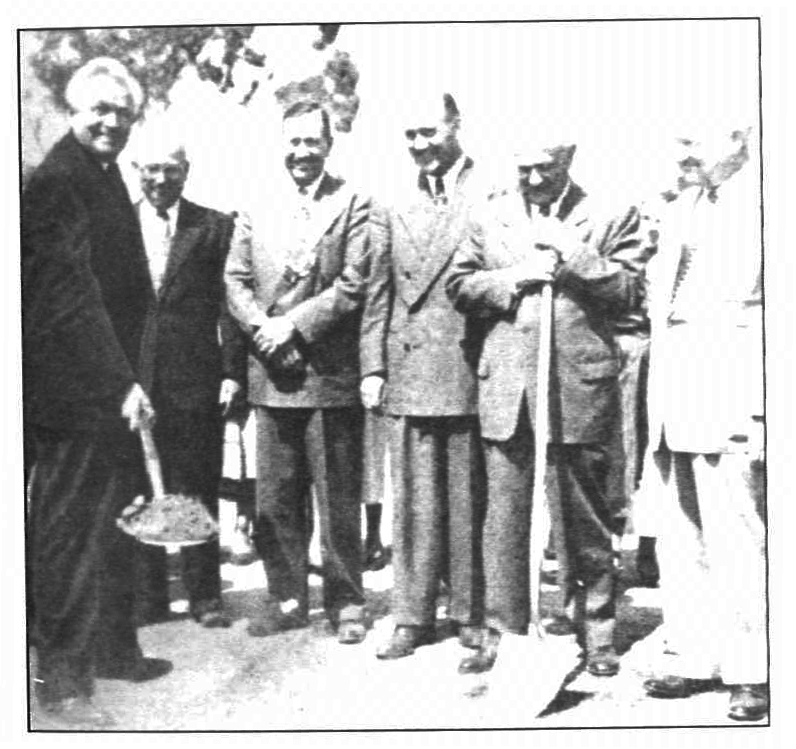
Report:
458,629,501,674
458,624,483,650
246,609,309,637
728,684,769,722
97,657,173,682
586,647,620,677
643,674,721,699
37,695,116,729
376,625,436,659
337,620,367,645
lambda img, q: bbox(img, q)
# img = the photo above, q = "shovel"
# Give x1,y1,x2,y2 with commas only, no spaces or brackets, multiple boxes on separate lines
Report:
473,281,580,721
116,421,219,549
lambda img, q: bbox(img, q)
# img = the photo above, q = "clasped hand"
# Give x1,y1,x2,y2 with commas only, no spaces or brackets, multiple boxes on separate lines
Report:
253,316,296,357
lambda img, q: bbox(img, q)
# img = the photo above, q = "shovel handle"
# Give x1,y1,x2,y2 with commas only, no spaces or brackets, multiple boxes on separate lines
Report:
139,422,165,499
529,281,554,635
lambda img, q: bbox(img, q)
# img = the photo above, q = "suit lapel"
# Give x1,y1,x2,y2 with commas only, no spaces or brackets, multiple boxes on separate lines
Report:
158,199,204,301
397,158,475,307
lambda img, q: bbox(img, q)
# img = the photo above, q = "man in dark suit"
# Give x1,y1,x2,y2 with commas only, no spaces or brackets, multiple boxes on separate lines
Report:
23,58,171,728
225,100,371,644
447,139,650,677
131,129,247,628
360,91,486,659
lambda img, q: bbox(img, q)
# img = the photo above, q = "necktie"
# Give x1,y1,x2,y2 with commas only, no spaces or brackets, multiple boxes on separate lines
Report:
433,175,447,205
150,208,171,293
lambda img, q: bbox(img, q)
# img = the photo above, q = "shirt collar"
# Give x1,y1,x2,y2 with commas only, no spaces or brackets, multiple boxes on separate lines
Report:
141,197,181,225
425,154,467,199
294,171,327,201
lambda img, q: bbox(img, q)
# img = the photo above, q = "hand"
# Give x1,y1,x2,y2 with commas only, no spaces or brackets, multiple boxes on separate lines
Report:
253,316,296,356
218,378,242,417
121,383,155,432
361,375,385,410
512,249,558,288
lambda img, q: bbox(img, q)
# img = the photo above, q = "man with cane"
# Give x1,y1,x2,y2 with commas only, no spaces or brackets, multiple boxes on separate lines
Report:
447,139,651,677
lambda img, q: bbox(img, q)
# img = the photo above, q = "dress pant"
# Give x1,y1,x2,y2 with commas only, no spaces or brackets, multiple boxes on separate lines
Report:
483,406,618,653
252,406,365,622
135,408,224,617
651,442,767,684
28,425,144,704
362,410,387,505
606,333,650,519
387,414,485,628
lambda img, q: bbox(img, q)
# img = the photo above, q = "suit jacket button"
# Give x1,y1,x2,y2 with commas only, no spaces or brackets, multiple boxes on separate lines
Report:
403,270,412,279
404,343,411,352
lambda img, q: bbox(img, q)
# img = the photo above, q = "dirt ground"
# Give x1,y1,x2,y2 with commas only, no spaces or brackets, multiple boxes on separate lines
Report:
26,500,767,733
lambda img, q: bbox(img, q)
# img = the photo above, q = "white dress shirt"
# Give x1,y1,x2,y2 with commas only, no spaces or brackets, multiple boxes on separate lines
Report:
140,198,180,294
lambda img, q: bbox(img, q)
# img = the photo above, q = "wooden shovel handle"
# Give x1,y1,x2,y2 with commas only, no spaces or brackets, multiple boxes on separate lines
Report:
529,281,554,635
139,422,165,499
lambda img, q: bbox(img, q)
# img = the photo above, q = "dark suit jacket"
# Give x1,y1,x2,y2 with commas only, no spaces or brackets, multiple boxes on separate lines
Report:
137,198,246,415
447,182,650,444
225,173,372,408
22,132,153,432
360,158,483,417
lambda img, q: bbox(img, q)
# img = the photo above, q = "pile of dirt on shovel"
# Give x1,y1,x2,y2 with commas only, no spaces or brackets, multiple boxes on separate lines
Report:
117,493,218,545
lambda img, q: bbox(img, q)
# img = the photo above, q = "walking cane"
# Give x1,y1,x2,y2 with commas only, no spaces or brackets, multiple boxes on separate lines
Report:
529,280,554,638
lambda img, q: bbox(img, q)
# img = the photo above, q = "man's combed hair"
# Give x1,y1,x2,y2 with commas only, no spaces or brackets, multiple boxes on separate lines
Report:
65,57,145,115
282,100,333,144
442,93,461,125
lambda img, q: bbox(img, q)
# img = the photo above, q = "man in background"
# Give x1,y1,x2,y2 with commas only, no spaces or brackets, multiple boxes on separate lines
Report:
225,100,371,645
641,127,767,722
447,138,650,677
361,91,486,660
23,58,171,729
132,128,247,629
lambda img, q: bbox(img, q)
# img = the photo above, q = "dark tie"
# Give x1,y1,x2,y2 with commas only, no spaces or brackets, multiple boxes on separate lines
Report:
539,203,551,218
433,175,447,205
156,206,169,221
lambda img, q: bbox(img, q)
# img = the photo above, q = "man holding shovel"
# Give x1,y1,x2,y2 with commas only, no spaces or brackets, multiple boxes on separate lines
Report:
447,138,650,678
23,58,171,729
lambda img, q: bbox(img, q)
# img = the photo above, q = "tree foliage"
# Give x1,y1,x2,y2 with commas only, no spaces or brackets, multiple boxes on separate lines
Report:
25,24,359,131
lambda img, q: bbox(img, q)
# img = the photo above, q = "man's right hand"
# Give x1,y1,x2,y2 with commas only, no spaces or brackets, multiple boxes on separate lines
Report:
361,375,385,410
121,383,155,432
512,249,558,288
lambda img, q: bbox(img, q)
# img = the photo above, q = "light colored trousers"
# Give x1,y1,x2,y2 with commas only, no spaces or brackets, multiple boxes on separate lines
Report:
651,444,767,685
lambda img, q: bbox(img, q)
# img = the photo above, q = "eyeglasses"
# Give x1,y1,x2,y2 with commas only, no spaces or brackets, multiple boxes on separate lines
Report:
89,103,137,124
405,127,438,142
138,164,185,179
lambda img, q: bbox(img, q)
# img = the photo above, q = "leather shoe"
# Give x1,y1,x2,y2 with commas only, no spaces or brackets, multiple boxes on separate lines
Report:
197,609,232,628
458,629,500,674
246,609,308,637
38,695,116,729
643,674,721,699
458,624,483,650
97,657,173,683
728,684,769,722
337,620,367,645
586,647,620,677
376,625,436,659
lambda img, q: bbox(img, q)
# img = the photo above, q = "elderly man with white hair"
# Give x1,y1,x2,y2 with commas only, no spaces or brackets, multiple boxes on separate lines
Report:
130,124,246,629
447,137,653,677
23,57,171,728
640,126,767,722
